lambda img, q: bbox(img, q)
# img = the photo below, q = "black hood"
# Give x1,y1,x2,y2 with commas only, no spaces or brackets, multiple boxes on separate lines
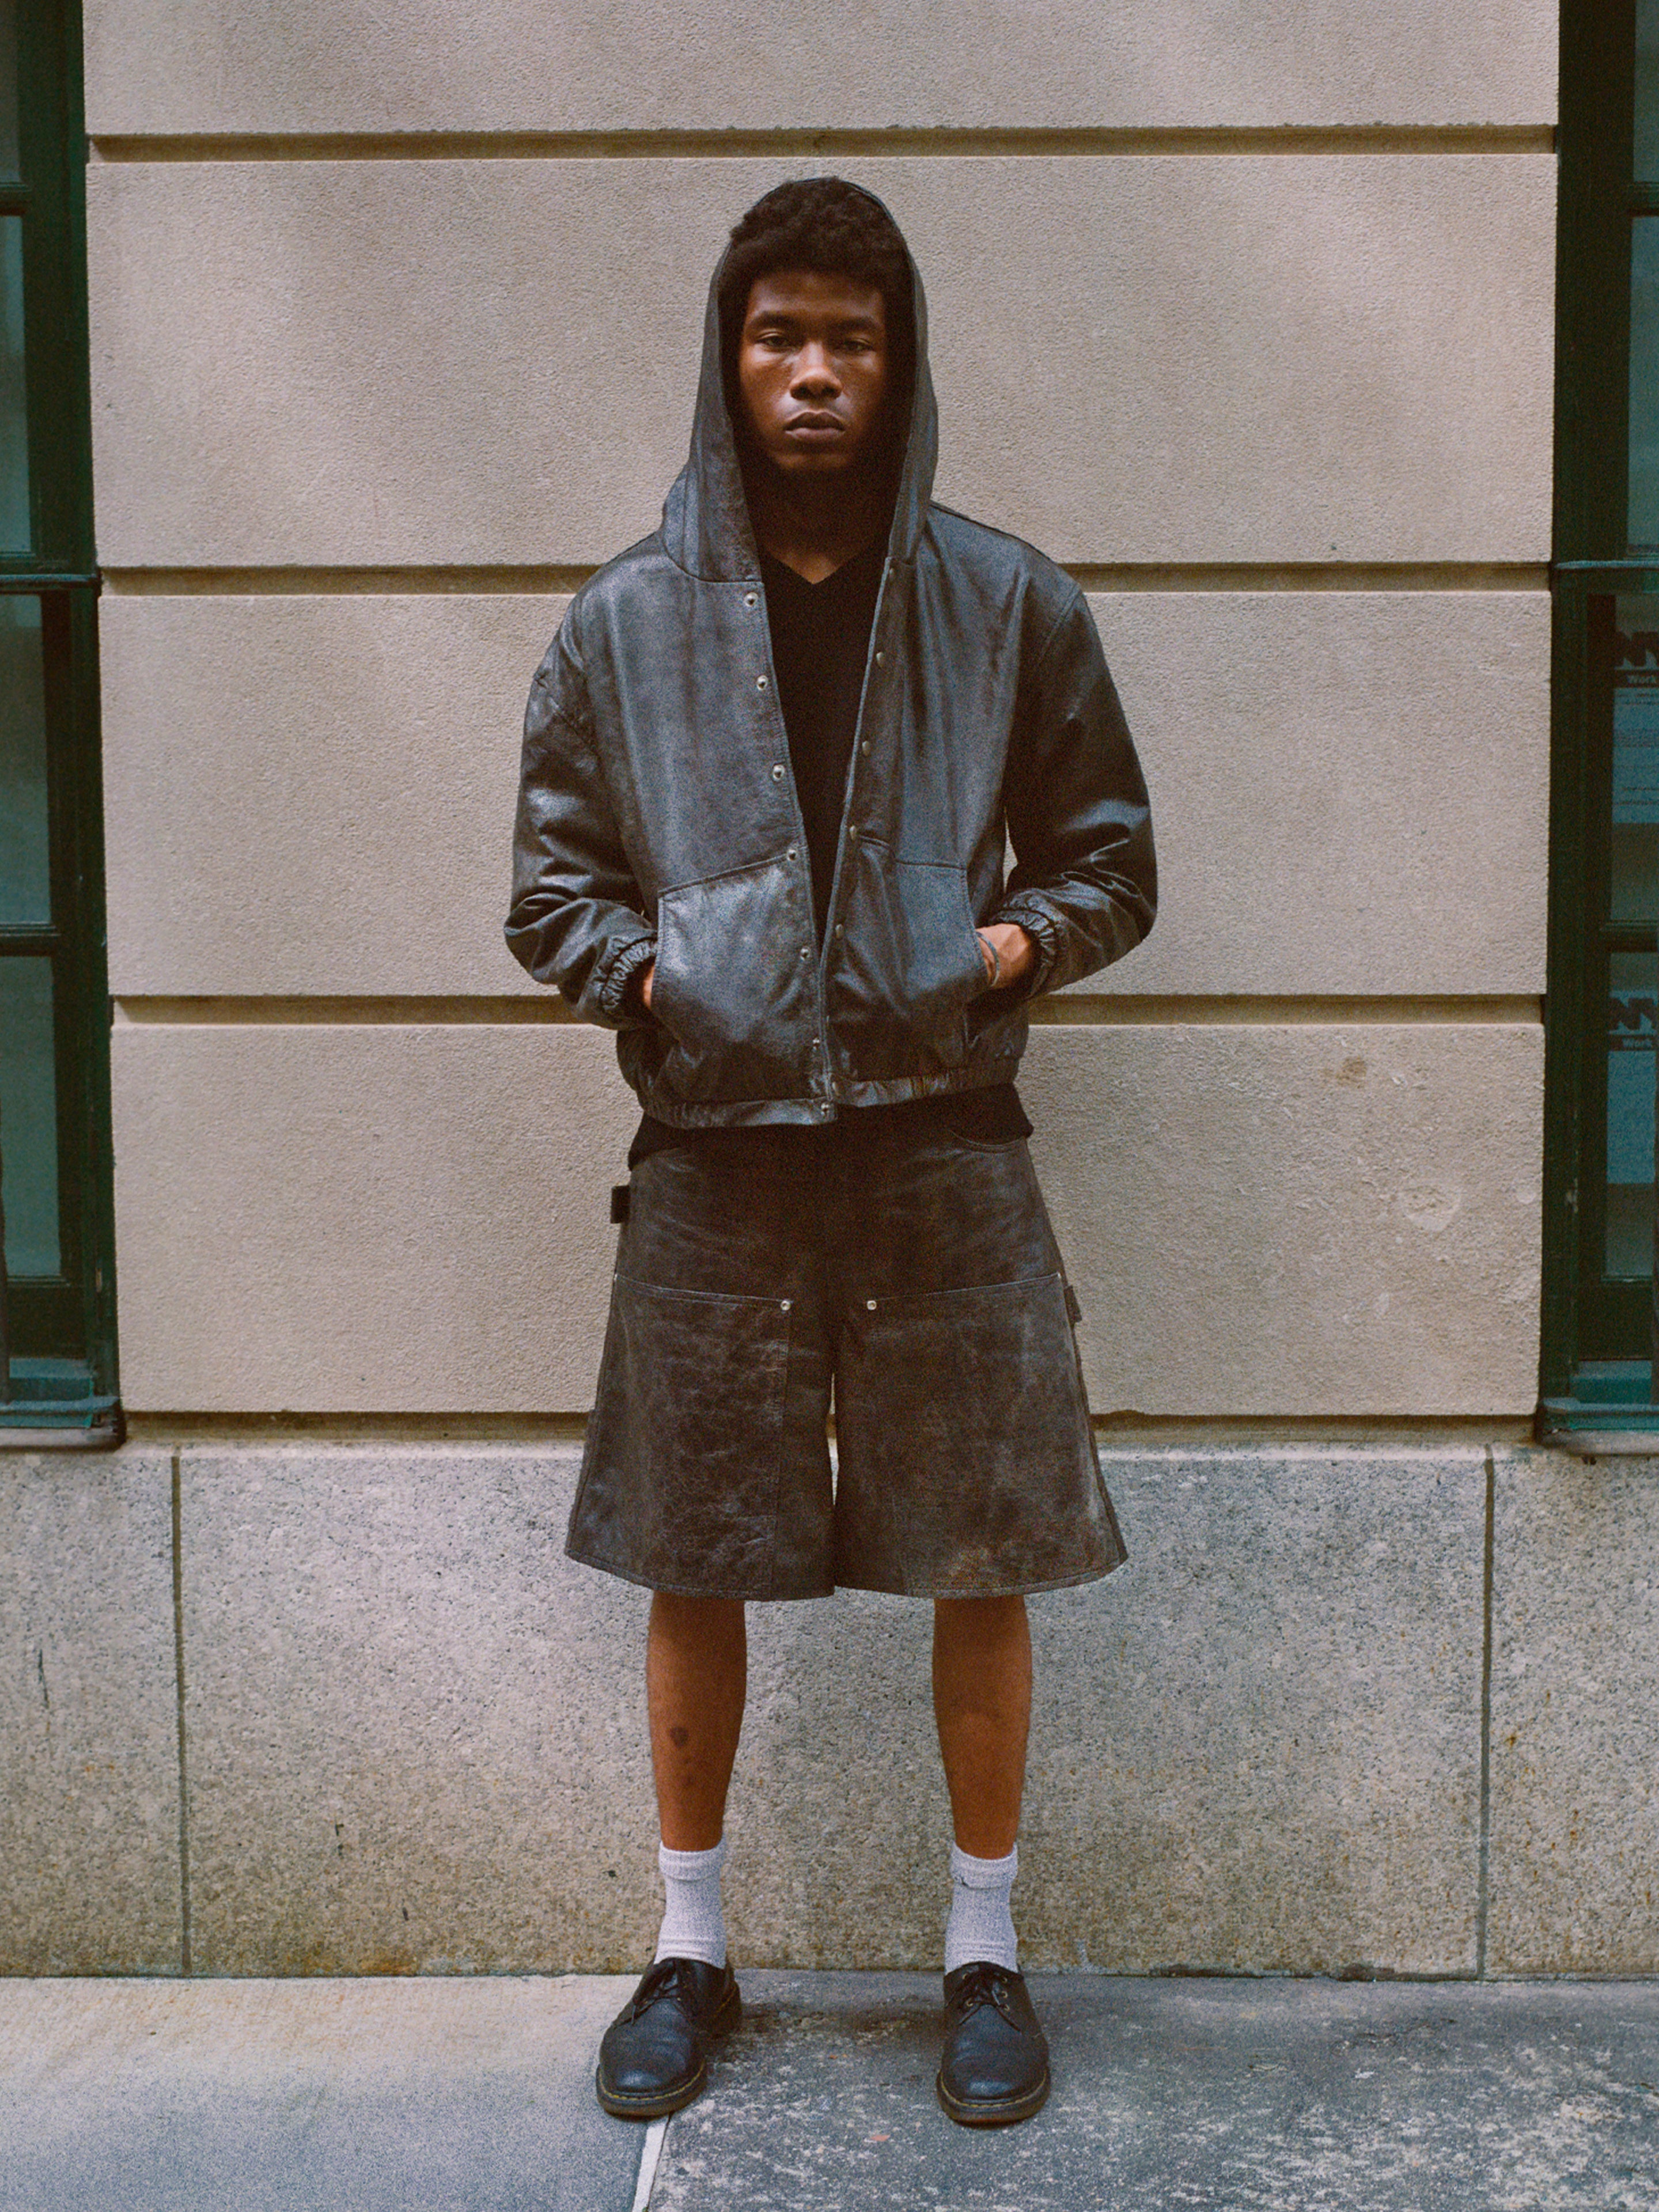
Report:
660,190,938,585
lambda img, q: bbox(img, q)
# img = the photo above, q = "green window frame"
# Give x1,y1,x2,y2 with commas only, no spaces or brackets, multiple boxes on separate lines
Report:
0,0,117,1441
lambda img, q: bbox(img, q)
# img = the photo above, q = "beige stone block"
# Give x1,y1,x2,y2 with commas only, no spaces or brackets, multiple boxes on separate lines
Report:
177,1441,1483,1974
0,1451,181,1972
1487,1448,1659,1974
100,590,1547,999
84,0,1556,136
1083,589,1549,997
88,157,1554,569
112,1019,1539,1416
1024,1021,1543,1418
101,593,559,998
111,1021,635,1414
1021,1445,1486,1974
180,1445,656,1972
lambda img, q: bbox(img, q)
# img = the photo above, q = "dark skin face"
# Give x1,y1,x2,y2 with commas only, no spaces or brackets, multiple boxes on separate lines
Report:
737,268,891,475
734,268,893,585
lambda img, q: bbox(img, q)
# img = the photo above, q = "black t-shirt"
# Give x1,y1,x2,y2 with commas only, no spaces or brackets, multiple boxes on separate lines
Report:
630,536,1028,1166
760,539,885,938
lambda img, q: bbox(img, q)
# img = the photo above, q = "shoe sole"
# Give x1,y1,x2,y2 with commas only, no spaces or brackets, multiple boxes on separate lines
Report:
595,1983,741,2120
934,2065,1051,2127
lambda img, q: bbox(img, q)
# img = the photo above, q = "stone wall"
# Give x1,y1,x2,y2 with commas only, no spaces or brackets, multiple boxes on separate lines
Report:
81,2,1555,1419
7,0,1624,1979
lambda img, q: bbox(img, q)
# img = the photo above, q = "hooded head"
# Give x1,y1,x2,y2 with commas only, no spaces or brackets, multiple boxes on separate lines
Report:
662,178,937,582
717,179,916,460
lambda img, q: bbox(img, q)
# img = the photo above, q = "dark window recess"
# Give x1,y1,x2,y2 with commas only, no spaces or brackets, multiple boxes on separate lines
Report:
0,0,118,1441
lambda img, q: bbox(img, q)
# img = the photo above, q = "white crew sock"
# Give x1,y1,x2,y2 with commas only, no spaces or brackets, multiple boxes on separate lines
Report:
944,1842,1020,1974
653,1838,728,1968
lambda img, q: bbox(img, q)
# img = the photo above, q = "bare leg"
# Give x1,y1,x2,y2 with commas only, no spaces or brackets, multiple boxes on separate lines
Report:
647,1593,747,1851
932,1594,1032,1857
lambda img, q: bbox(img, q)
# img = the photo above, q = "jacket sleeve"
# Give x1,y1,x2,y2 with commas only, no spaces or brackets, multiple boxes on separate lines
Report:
991,588,1156,996
504,618,658,1027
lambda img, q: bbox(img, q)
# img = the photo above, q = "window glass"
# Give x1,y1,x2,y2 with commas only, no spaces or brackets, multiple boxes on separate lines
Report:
1631,222,1659,548
1606,950,1657,1279
0,216,26,551
1612,593,1659,916
1606,598,1659,1281
0,595,47,923
0,957,59,1277
1639,0,1659,182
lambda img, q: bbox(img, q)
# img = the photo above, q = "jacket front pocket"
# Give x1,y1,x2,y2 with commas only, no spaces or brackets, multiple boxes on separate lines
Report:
832,849,985,1081
651,853,817,1101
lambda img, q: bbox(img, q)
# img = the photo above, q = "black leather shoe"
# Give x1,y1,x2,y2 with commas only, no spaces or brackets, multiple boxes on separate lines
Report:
595,1956,741,2119
936,1961,1050,2126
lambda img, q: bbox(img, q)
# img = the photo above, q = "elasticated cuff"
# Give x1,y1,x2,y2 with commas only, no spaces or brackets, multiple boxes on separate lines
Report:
596,931,659,1022
989,903,1062,998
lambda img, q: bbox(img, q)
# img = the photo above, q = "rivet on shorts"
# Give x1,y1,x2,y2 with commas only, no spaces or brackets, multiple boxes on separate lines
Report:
866,1298,878,1311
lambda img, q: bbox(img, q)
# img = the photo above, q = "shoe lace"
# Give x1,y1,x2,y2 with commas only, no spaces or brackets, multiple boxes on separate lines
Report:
952,1963,1021,2026
626,1957,700,2021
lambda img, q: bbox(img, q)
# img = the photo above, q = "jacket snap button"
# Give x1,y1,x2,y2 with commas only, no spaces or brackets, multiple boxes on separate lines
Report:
799,946,810,961
780,1298,791,1313
744,592,758,607
866,1298,878,1312
860,741,870,755
787,846,798,861
847,825,859,841
818,1102,832,1116
756,674,768,689
874,650,885,665
771,764,785,781
834,923,844,937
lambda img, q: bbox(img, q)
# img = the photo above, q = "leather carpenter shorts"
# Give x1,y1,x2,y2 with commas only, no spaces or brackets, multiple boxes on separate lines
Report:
566,1112,1126,1601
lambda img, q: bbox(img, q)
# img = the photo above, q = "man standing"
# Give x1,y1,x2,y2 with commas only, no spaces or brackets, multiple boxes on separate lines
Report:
507,178,1154,2128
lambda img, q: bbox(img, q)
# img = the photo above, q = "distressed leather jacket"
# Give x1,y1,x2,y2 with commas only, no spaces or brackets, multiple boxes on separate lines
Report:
506,226,1156,1128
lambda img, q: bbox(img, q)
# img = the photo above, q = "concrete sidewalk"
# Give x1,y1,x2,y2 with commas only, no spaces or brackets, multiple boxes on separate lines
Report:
2,1975,1657,2211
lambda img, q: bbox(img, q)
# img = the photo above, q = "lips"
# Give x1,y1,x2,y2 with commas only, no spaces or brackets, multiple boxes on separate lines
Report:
783,412,844,436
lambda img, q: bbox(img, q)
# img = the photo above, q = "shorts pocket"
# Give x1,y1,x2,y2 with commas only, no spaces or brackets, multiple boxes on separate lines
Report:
569,1276,797,1596
832,1270,1124,1596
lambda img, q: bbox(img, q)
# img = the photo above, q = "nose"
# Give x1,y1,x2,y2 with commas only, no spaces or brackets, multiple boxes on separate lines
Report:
790,342,840,397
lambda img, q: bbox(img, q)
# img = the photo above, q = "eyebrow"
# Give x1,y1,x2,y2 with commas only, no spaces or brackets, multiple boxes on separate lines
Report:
744,310,885,335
